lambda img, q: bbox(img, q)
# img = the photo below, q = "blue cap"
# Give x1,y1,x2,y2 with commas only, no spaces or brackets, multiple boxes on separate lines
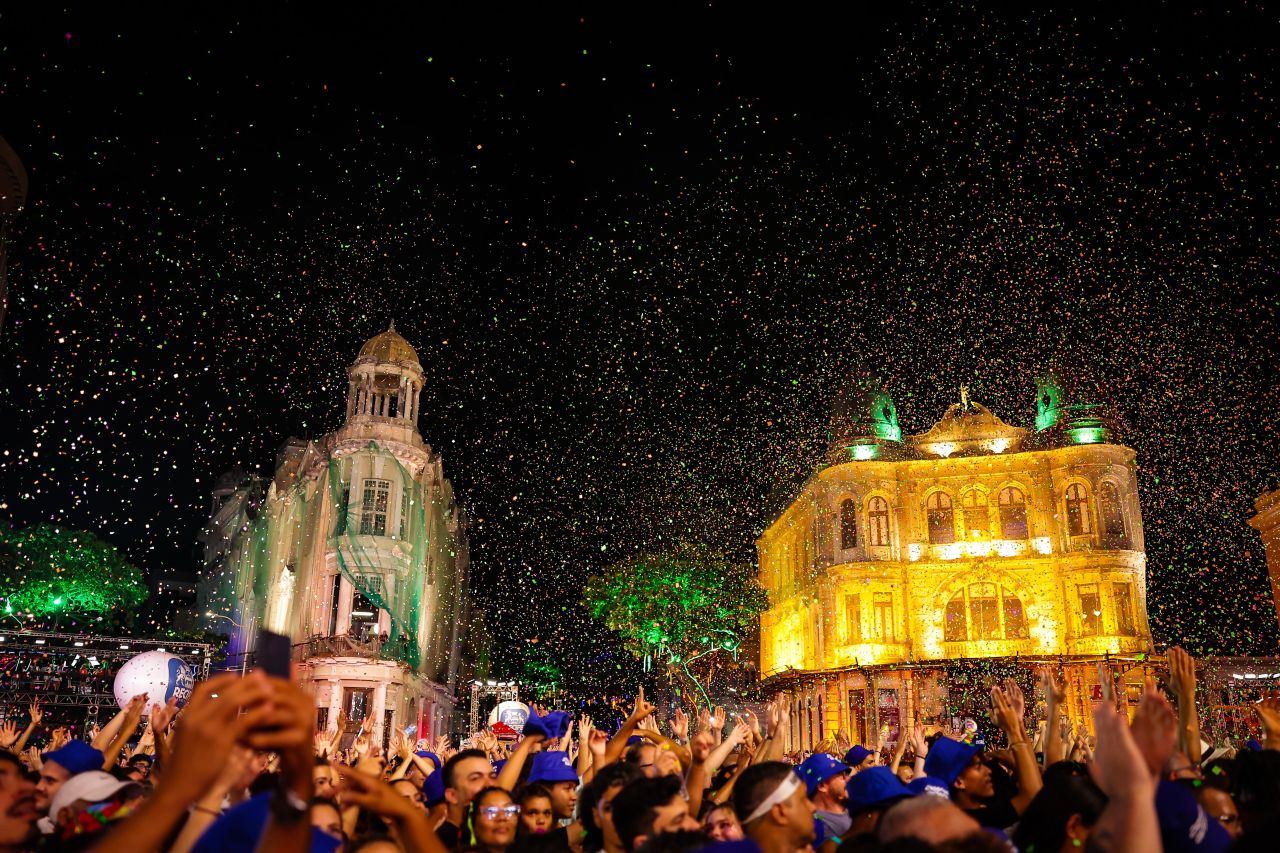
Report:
42,741,106,776
191,792,341,853
414,750,442,772
797,753,850,797
1155,780,1233,853
843,745,873,767
422,769,445,807
923,738,981,787
846,766,912,811
527,751,579,785
1246,738,1263,752
524,708,571,740
906,776,951,799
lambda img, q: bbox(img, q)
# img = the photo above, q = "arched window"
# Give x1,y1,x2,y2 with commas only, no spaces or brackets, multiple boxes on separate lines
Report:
868,497,891,547
840,499,858,550
926,492,955,544
1065,483,1093,536
943,583,1028,642
1099,482,1126,539
960,489,989,540
998,487,1028,540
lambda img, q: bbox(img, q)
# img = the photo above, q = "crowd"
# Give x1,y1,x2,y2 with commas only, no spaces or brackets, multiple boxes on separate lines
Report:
2,646,1280,852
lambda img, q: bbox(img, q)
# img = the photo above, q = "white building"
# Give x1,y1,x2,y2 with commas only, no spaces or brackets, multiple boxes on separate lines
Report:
199,323,471,745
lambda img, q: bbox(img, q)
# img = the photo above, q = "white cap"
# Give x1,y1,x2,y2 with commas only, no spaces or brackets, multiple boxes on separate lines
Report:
48,771,140,824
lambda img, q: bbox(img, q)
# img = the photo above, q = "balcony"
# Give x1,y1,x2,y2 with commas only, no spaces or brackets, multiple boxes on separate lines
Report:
294,633,414,666
906,538,1053,562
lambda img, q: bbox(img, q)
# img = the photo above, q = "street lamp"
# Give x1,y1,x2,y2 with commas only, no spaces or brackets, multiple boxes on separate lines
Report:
206,610,257,676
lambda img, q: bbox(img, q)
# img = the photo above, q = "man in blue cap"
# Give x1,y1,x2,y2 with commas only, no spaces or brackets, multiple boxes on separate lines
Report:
845,766,913,838
35,740,105,823
843,744,876,772
525,751,581,852
797,753,852,838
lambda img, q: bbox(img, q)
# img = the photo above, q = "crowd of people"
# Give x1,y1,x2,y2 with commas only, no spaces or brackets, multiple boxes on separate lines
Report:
2,647,1280,852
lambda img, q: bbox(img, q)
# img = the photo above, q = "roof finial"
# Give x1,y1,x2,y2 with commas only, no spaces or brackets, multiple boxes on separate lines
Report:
960,384,971,411
388,318,396,332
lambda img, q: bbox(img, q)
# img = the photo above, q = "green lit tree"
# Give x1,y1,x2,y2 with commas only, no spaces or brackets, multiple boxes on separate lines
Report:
0,522,148,622
583,543,767,709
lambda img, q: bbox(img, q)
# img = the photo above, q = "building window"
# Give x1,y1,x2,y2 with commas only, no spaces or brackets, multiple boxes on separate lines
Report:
398,487,409,540
1065,483,1093,536
1100,482,1126,540
998,487,1028,540
1078,584,1102,636
336,487,351,535
968,582,1000,639
845,594,861,642
873,592,895,641
868,497,891,547
328,574,343,635
942,584,1028,642
926,492,955,544
1113,582,1137,636
360,479,391,536
944,595,967,642
960,489,989,540
1003,590,1028,638
840,499,858,550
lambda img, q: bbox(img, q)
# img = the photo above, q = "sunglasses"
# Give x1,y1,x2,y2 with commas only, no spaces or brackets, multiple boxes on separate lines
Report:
482,804,522,820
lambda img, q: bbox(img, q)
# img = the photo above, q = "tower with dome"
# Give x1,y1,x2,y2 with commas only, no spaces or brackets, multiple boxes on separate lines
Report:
758,380,1154,749
199,322,471,745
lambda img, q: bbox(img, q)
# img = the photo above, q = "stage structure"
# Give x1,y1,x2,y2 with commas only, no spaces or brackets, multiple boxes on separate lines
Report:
758,380,1157,748
199,323,472,748
0,631,212,729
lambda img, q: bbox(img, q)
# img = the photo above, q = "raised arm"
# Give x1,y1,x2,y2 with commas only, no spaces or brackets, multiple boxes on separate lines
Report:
495,729,546,791
1041,667,1067,766
1167,646,1202,764
991,680,1041,814
604,686,657,765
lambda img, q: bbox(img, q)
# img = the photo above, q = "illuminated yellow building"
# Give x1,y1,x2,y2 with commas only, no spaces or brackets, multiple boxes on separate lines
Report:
758,382,1154,749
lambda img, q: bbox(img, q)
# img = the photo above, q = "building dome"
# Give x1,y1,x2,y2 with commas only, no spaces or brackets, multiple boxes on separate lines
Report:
359,321,419,366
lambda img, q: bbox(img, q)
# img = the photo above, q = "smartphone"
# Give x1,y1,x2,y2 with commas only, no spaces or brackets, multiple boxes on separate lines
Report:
257,630,292,678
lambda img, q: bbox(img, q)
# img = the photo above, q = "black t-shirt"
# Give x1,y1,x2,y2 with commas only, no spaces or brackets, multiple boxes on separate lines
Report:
437,820,462,849
519,825,574,853
962,798,1019,832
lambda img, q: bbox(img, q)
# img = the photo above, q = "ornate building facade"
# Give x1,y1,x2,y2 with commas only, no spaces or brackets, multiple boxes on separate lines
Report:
1249,487,1280,635
758,381,1154,749
199,324,471,746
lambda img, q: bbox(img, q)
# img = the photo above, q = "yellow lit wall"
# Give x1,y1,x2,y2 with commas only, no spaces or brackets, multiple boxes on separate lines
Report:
759,403,1152,676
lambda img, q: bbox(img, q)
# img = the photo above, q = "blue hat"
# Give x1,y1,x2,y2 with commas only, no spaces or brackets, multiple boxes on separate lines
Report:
415,750,442,772
923,738,981,787
1246,738,1263,752
797,753,850,797
422,769,445,807
906,776,951,799
191,792,341,853
1155,779,1233,853
527,751,579,785
847,766,912,812
523,708,571,740
42,741,106,776
844,745,873,767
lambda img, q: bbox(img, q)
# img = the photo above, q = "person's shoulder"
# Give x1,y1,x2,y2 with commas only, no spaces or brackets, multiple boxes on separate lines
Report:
700,840,762,853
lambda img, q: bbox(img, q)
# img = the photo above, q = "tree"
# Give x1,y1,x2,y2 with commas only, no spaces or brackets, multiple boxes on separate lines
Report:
0,522,148,622
583,543,767,709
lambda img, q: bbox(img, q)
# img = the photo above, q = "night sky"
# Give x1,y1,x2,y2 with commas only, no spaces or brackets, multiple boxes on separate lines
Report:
2,3,1278,691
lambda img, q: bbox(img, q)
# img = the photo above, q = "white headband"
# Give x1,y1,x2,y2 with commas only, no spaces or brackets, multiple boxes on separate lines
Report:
743,773,802,825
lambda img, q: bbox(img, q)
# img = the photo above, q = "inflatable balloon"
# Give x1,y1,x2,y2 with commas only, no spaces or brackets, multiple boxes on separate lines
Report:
113,651,195,712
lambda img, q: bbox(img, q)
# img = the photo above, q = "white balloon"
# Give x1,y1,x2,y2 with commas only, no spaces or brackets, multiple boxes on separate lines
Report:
112,651,195,712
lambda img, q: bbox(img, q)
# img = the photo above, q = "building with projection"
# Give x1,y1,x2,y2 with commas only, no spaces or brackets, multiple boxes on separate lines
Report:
757,381,1153,750
199,323,471,745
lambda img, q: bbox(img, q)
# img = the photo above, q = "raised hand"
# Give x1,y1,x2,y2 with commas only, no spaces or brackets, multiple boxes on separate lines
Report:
0,721,17,749
1167,646,1197,701
588,727,608,758
626,686,656,726
151,696,179,734
690,731,714,764
1003,677,1026,724
28,702,43,727
1256,695,1280,746
710,706,727,732
745,708,762,742
911,722,928,756
1129,677,1177,778
670,707,690,741
990,684,1024,740
1040,667,1066,704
